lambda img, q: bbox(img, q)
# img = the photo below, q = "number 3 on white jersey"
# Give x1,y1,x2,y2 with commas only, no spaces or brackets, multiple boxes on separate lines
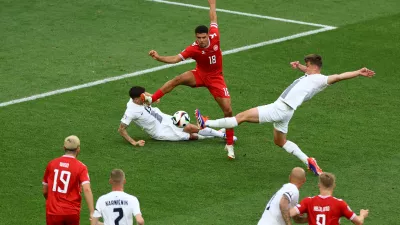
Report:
52,169,71,193
316,214,326,225
209,55,216,64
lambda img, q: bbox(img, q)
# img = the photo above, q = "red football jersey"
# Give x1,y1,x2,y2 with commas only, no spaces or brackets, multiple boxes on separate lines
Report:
295,195,356,225
42,155,90,215
179,23,223,75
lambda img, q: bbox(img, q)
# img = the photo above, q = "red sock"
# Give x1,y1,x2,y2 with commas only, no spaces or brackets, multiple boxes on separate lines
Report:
226,128,234,145
151,89,164,102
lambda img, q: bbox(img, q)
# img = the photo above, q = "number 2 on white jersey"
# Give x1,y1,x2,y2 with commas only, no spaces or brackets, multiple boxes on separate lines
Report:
209,55,216,64
52,169,71,193
316,214,326,225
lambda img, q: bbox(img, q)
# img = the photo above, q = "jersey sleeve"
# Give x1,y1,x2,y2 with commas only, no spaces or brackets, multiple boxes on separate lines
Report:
209,23,220,36
132,197,142,216
42,164,50,185
316,75,329,87
121,107,139,126
340,200,356,221
93,198,103,218
179,44,197,60
295,197,311,215
79,165,90,185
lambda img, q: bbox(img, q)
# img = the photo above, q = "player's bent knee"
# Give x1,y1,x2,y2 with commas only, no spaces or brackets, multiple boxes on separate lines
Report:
273,138,286,147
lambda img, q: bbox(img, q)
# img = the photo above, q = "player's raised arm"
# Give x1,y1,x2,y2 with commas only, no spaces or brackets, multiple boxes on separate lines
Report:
279,195,293,225
118,123,146,147
208,0,217,24
327,67,375,85
149,50,182,64
290,61,307,73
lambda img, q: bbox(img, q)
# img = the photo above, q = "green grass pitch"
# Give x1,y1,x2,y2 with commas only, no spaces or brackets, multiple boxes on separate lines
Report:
1,0,399,224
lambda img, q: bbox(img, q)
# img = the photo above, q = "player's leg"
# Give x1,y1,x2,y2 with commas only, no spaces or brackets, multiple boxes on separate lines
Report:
273,126,322,176
142,70,198,104
198,107,260,129
184,124,225,138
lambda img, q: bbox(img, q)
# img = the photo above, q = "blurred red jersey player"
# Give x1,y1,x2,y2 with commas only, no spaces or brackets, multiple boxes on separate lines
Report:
142,0,236,159
290,172,369,225
42,135,94,225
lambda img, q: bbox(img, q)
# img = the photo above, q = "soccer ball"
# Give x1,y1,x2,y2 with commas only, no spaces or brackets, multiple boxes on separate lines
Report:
172,111,190,128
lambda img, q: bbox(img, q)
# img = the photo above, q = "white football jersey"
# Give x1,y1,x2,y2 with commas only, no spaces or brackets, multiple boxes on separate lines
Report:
121,99,171,138
258,183,299,225
278,74,329,110
93,191,141,225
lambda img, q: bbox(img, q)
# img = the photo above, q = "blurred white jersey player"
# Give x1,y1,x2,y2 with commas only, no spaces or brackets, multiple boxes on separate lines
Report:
196,54,375,175
258,167,306,225
92,169,144,225
118,86,234,147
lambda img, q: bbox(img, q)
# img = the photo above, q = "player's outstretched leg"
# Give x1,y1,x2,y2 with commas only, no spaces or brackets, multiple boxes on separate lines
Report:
141,71,197,104
273,129,323,175
197,107,260,129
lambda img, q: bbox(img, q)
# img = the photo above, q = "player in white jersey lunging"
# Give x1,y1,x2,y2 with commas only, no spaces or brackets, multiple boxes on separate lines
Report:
91,169,144,225
196,54,375,175
258,167,307,225
118,86,235,147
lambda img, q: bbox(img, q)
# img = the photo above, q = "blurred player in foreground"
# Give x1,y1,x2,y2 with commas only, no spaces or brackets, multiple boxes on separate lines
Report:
91,169,144,225
142,0,236,158
258,167,307,225
118,86,235,147
196,54,375,175
290,172,369,225
42,135,94,225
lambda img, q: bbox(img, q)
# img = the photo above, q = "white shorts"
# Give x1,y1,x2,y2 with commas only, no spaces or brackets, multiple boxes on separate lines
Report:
257,100,294,134
153,115,190,141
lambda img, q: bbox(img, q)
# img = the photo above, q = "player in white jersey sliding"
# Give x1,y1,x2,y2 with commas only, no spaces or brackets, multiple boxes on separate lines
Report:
118,86,235,147
258,167,307,225
91,169,144,225
196,54,375,175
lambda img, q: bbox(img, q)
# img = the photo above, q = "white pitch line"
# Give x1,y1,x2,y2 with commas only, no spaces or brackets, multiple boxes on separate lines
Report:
0,27,336,108
149,0,337,29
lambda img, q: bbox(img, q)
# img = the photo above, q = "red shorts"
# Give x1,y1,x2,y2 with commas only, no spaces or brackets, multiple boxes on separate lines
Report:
46,214,80,225
191,69,230,98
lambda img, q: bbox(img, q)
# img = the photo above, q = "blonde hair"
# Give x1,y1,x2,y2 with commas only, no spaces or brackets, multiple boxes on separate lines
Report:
319,172,336,189
110,169,125,184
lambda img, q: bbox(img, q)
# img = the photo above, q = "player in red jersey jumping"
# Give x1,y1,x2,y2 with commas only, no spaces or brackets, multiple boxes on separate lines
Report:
290,172,369,225
42,135,94,225
142,0,236,159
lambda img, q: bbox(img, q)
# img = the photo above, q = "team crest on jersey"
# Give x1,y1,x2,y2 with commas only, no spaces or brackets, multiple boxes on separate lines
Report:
202,51,205,54
213,45,218,51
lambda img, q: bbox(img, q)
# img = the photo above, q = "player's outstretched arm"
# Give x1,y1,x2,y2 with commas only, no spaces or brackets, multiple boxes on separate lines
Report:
82,183,95,221
351,209,369,225
327,67,375,85
149,50,182,64
279,196,293,225
118,123,146,147
292,214,308,223
208,0,217,24
290,61,307,73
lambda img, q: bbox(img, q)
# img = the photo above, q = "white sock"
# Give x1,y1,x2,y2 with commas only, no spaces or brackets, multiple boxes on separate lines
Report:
282,140,308,165
205,117,238,128
198,127,225,138
197,134,214,140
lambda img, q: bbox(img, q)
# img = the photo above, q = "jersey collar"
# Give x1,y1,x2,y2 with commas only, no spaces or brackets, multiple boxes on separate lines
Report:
62,155,75,158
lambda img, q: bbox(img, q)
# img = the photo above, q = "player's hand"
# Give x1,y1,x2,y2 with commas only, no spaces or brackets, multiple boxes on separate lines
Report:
360,209,369,218
358,67,375,77
290,61,300,69
133,140,145,147
149,50,159,60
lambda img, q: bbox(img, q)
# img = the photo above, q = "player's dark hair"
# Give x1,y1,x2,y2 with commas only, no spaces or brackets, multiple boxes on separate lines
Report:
129,86,145,99
319,172,336,189
304,54,323,68
195,25,208,34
